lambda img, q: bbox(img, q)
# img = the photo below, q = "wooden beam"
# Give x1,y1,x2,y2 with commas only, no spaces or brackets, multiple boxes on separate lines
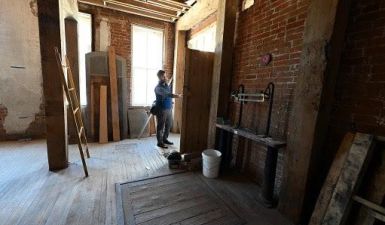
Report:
118,0,179,14
79,0,175,22
155,0,190,9
171,31,186,133
37,0,68,170
309,133,355,225
321,133,374,225
176,0,218,31
105,0,178,18
99,85,108,143
278,0,352,223
207,0,238,148
108,47,120,141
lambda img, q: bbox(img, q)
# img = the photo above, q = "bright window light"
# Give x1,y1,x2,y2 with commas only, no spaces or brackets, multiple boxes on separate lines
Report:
188,23,216,52
132,25,164,106
78,12,92,105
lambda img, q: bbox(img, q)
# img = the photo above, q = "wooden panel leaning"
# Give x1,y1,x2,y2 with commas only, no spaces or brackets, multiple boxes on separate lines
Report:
309,133,375,225
108,46,121,141
54,47,90,177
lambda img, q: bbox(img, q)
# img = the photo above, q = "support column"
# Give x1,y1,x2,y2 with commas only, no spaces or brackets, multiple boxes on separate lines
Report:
278,0,352,223
207,0,238,148
172,31,186,133
37,0,68,171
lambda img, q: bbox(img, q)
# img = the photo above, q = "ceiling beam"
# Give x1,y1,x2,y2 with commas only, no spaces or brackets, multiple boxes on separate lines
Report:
176,0,218,30
155,0,190,9
79,0,175,22
105,0,178,19
116,0,179,14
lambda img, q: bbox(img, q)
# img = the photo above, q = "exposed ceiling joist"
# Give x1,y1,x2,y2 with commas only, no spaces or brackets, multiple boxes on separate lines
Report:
105,0,178,19
78,0,175,22
78,0,191,22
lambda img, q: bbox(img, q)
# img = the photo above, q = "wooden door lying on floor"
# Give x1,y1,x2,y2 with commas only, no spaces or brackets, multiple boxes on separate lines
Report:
180,49,214,154
117,172,245,225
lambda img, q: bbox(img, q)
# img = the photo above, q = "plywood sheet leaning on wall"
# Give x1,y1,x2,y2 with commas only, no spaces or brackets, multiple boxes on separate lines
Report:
99,85,108,144
310,133,375,225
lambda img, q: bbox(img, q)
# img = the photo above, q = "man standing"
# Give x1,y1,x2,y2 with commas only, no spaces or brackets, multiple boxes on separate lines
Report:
154,70,182,148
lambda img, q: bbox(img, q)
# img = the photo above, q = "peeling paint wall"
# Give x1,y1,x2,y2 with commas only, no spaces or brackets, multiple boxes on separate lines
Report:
0,0,45,139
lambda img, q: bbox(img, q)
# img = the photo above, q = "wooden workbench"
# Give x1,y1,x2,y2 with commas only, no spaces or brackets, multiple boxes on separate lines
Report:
215,123,286,207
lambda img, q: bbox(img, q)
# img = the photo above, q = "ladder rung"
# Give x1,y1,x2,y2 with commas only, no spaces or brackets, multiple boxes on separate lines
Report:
78,126,84,138
73,107,79,114
69,88,75,91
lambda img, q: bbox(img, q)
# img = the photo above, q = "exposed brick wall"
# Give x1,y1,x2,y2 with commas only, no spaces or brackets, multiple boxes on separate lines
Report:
229,0,310,194
328,0,385,140
79,4,175,106
323,0,385,175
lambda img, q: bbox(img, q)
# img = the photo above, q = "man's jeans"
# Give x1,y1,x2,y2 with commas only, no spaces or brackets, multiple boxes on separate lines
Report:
156,109,172,144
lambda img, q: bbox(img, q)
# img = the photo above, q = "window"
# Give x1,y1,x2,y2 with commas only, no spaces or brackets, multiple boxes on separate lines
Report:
132,25,164,106
78,12,92,105
188,23,216,52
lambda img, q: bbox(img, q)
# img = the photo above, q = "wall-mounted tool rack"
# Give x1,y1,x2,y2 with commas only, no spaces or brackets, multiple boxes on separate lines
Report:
231,82,275,137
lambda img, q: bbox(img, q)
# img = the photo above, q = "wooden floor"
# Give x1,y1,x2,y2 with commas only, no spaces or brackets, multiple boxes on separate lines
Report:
0,134,291,225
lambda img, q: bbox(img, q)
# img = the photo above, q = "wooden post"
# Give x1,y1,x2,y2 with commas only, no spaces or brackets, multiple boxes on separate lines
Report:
207,0,238,148
171,31,187,133
108,46,120,141
278,0,352,223
37,0,68,170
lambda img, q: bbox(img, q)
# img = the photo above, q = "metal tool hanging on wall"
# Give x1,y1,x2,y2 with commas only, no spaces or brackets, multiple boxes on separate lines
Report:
231,82,275,137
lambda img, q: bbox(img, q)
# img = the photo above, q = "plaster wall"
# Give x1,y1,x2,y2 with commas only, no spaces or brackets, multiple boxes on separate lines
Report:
0,0,43,137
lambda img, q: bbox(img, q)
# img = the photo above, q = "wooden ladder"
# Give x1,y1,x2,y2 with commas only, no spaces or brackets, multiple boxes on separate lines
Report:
54,47,90,177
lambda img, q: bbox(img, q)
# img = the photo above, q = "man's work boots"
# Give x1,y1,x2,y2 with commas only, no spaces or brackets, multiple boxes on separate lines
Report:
157,143,168,149
164,140,174,145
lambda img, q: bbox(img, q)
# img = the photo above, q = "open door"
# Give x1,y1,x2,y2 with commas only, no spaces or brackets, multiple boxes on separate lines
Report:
180,49,214,153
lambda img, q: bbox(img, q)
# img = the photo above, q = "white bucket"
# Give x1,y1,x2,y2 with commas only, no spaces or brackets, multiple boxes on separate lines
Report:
202,149,222,178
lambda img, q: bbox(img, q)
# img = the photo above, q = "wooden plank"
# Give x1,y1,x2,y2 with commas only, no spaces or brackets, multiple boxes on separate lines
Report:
278,0,353,222
140,201,219,225
216,124,286,148
108,46,121,141
99,85,108,143
133,185,205,215
176,0,219,31
207,0,238,148
309,132,355,225
321,133,374,225
90,83,95,137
